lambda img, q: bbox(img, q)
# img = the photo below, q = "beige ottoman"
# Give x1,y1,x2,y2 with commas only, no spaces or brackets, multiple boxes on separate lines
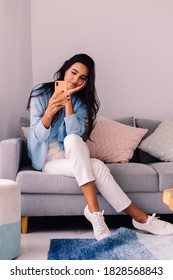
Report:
0,179,21,259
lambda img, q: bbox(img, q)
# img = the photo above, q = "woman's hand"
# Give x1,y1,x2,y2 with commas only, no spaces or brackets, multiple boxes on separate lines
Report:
48,91,70,115
68,80,87,96
64,80,87,118
42,91,70,128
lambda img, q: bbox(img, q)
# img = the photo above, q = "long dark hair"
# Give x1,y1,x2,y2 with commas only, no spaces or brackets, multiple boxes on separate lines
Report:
27,53,100,137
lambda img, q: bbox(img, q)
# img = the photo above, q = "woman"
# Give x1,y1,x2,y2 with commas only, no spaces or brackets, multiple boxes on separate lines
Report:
27,53,173,240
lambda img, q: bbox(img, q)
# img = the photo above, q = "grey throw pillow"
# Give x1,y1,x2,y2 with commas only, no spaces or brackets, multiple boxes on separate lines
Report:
138,119,173,161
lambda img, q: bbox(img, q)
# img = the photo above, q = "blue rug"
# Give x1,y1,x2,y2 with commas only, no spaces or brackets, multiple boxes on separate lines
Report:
48,227,173,260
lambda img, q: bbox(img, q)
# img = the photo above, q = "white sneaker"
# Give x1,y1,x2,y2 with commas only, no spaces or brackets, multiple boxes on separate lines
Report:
84,205,111,240
132,213,173,235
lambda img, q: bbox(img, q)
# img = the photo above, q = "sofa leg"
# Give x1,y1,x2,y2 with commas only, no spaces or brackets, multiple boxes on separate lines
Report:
21,216,28,234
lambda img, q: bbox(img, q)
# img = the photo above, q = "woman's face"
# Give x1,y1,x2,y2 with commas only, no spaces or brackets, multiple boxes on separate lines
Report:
64,62,89,90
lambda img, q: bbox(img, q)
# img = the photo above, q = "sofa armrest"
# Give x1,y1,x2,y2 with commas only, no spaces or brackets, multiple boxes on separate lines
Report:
0,138,22,180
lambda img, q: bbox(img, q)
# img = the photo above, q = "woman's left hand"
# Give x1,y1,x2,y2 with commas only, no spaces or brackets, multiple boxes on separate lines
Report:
68,80,87,96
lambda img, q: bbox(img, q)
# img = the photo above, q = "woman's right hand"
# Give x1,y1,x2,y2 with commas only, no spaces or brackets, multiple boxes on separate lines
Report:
42,91,70,128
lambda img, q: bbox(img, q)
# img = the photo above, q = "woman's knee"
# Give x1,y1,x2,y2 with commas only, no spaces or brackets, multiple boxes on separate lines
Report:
64,134,82,147
64,134,87,155
91,158,110,178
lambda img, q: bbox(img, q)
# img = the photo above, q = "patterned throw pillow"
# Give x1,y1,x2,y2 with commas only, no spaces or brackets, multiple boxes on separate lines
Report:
86,116,148,163
138,119,173,161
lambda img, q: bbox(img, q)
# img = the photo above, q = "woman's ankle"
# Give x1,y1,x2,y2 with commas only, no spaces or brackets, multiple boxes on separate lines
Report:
124,203,148,223
88,205,100,213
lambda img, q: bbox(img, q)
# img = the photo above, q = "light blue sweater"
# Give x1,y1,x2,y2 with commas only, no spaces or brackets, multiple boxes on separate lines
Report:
27,84,88,170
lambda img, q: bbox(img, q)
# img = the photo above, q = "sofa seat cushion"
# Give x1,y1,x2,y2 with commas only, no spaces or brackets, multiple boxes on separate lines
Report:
16,171,82,194
17,162,159,195
106,162,159,192
149,162,173,191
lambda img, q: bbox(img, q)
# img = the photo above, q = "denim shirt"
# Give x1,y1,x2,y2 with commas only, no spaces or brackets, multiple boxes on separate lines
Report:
27,84,88,170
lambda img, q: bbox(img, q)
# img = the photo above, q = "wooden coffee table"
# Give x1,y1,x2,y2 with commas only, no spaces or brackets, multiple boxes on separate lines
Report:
163,188,173,211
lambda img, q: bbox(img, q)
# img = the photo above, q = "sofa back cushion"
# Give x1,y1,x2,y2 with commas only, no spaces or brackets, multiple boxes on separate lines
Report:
135,118,161,163
22,116,158,166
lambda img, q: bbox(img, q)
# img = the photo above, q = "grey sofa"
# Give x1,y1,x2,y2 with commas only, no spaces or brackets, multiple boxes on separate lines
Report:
0,117,173,234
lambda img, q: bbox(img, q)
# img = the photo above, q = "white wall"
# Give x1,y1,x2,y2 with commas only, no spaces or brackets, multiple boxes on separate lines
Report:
0,0,32,141
1,0,173,141
31,0,173,120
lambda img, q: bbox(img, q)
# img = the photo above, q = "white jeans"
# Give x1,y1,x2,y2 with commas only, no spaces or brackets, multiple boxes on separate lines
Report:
43,134,131,213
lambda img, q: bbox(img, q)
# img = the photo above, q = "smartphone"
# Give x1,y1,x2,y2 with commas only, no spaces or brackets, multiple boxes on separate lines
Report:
55,80,67,95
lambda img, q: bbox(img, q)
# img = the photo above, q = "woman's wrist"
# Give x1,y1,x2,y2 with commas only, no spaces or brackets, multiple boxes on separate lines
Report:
65,96,74,116
42,110,53,128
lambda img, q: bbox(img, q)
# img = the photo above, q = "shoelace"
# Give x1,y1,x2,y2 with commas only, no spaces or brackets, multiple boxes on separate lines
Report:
93,210,108,233
147,213,165,229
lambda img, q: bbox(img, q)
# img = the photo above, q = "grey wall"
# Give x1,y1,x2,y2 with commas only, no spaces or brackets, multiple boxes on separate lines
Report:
0,0,32,141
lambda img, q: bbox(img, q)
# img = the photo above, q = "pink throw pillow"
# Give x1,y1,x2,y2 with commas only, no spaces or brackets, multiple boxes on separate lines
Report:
86,116,148,163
